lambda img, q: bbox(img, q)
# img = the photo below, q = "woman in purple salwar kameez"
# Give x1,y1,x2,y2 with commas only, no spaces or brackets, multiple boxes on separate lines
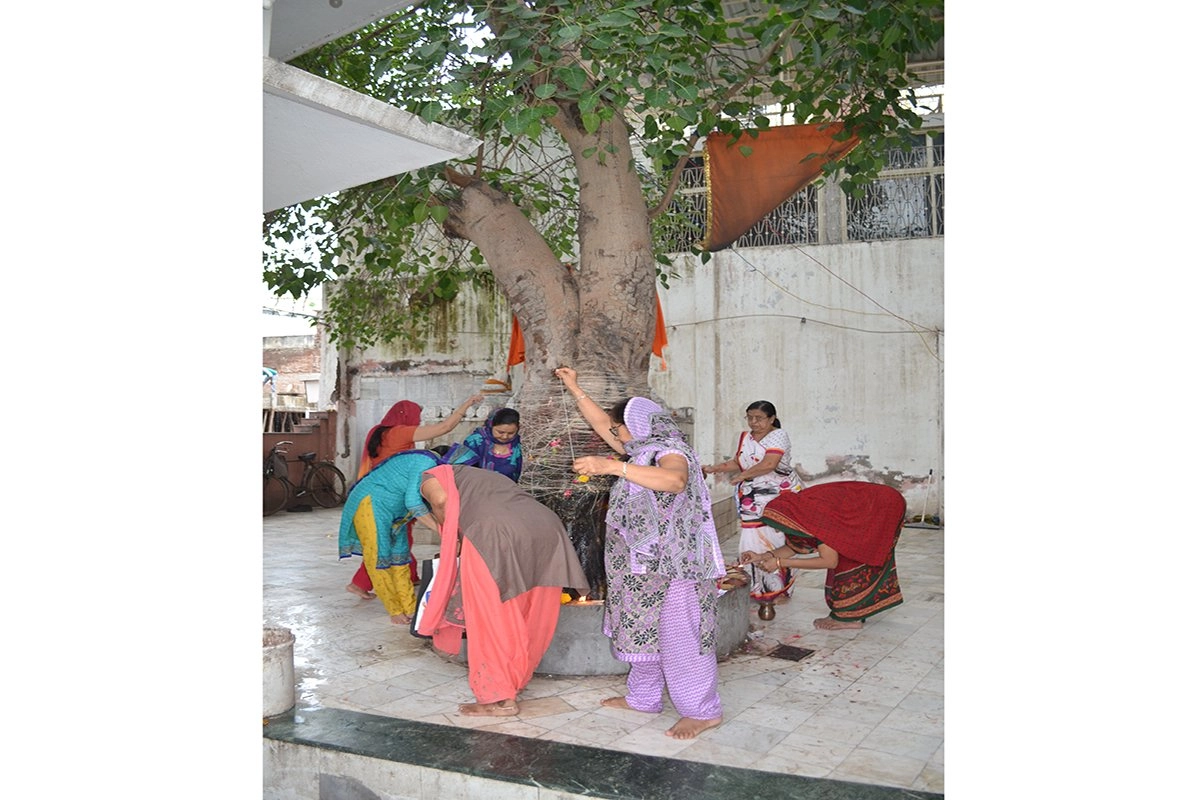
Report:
555,367,725,739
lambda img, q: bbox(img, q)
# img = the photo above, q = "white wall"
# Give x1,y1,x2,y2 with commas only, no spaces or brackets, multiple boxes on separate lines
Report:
650,238,943,517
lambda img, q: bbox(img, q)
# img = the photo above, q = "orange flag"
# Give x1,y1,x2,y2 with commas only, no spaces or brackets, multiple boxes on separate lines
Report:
652,296,668,370
701,123,859,251
505,314,525,369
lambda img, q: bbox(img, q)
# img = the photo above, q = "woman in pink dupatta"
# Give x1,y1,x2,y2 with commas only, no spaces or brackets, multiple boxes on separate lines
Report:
417,464,588,717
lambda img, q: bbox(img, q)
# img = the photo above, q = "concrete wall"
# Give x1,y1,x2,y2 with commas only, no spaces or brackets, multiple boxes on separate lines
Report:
322,281,514,478
650,238,943,518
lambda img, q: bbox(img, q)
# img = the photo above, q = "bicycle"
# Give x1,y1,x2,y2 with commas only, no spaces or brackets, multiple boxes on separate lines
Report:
263,440,348,516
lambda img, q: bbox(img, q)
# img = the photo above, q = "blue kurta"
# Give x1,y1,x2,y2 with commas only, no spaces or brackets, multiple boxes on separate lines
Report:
338,451,438,569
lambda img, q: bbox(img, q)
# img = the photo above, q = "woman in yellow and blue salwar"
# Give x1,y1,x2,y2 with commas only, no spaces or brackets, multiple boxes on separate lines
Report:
339,450,443,625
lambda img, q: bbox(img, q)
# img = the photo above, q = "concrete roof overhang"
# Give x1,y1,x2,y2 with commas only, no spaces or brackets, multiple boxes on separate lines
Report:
263,0,481,213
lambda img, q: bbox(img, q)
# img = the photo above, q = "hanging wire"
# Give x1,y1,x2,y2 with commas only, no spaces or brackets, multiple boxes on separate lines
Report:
724,246,944,364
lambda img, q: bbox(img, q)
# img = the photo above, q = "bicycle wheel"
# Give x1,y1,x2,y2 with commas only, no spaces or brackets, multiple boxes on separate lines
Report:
264,476,291,516
305,463,347,508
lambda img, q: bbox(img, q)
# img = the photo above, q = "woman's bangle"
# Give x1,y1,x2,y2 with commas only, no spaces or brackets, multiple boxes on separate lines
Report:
622,461,628,478
574,392,586,400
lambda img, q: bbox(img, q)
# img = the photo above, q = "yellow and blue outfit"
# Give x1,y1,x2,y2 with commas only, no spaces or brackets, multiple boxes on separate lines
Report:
338,450,439,617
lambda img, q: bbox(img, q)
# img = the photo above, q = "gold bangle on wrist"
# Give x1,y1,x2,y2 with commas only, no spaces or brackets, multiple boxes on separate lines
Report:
622,461,629,478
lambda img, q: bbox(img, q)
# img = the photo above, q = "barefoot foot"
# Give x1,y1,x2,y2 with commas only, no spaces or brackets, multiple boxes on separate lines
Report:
391,613,412,625
666,716,722,739
346,584,375,600
813,616,863,630
458,699,519,717
599,696,659,713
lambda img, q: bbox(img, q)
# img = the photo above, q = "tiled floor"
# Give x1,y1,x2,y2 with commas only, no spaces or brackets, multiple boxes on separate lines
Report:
263,504,944,794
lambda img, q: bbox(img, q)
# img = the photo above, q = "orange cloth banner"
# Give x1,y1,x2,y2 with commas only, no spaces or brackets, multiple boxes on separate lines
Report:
701,123,859,251
652,295,668,370
506,294,668,370
505,314,525,369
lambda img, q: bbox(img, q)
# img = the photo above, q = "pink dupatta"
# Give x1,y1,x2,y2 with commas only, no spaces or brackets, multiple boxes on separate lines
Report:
415,465,467,655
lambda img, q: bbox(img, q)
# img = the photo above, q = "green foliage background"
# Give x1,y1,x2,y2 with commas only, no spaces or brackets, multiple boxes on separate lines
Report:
263,0,943,349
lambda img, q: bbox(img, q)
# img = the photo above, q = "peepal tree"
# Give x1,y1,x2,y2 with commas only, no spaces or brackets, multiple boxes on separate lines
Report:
263,0,943,591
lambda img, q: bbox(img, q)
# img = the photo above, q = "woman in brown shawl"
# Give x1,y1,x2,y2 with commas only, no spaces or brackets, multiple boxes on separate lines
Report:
416,464,589,716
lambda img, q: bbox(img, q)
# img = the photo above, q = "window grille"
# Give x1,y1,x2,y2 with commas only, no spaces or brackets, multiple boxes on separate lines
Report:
655,156,707,254
846,131,944,242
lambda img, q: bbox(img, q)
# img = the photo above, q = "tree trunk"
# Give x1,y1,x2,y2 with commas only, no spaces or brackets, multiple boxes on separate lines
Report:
441,106,660,595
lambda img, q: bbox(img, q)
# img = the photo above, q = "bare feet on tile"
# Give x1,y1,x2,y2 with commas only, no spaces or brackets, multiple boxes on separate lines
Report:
813,616,863,630
666,716,721,739
346,584,375,600
390,613,412,625
459,699,519,717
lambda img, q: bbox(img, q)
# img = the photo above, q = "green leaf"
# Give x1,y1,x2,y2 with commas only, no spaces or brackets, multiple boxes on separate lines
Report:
581,111,601,134
534,83,557,99
556,23,584,43
557,64,589,92
598,10,637,27
503,112,525,136
644,87,669,107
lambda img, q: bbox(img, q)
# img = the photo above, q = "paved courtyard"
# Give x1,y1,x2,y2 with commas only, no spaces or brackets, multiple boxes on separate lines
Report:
264,504,944,793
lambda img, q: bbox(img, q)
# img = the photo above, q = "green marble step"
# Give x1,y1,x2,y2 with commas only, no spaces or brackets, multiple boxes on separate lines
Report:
264,707,942,799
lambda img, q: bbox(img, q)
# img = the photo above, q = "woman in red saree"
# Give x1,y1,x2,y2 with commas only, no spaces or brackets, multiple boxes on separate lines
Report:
745,481,906,630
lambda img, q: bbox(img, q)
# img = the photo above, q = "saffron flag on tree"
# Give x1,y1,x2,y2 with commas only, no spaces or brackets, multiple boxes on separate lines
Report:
506,314,525,370
701,122,860,252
